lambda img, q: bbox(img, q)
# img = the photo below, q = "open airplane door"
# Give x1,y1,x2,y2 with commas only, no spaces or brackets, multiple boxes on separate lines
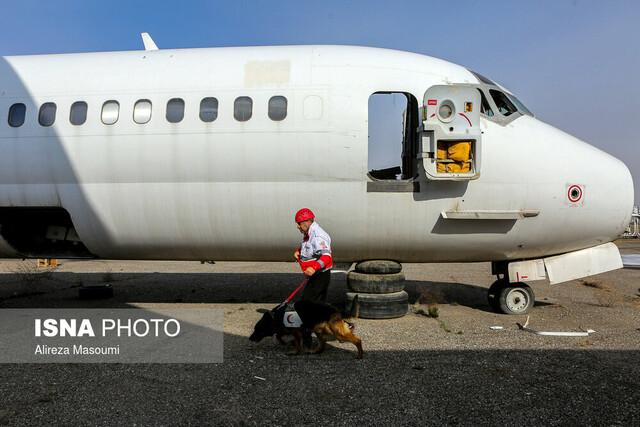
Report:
421,85,481,180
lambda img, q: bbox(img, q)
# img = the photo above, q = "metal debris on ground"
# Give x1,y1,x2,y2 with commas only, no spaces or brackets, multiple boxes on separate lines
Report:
489,326,504,330
516,316,595,337
253,376,266,381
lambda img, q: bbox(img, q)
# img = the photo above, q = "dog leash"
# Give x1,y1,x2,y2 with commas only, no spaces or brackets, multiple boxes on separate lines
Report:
280,278,308,306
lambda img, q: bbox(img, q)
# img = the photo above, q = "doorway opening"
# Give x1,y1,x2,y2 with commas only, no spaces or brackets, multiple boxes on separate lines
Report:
367,92,419,180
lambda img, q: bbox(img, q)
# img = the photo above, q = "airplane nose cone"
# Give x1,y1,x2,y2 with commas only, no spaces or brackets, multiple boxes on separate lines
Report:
600,154,634,236
523,118,634,246
570,140,634,241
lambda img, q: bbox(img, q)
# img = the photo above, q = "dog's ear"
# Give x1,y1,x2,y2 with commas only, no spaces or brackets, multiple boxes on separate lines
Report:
256,308,270,314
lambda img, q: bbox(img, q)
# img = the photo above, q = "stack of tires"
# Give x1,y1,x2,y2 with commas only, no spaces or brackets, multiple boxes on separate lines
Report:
345,260,408,319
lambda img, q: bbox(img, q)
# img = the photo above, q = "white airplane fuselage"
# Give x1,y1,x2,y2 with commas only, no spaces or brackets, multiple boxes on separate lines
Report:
0,45,633,266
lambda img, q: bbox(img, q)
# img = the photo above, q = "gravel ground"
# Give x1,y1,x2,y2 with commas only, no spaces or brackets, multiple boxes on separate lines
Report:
0,241,639,426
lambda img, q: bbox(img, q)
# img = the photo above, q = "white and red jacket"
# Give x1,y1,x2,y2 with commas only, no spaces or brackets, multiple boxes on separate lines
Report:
297,221,333,273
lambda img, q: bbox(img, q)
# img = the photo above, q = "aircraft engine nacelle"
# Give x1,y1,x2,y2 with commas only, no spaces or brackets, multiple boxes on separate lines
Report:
421,85,482,180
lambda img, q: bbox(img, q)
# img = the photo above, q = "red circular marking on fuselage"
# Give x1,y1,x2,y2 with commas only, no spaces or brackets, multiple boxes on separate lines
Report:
568,185,583,203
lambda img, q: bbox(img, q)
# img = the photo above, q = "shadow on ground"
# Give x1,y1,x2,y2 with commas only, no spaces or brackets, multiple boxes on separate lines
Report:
0,271,552,312
0,345,638,425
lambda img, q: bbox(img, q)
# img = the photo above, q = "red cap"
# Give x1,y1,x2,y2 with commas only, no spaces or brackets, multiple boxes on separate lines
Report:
295,208,315,223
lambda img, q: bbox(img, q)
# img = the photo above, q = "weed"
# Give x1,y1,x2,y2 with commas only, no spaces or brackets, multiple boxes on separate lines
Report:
413,303,454,333
12,261,53,285
437,320,451,333
580,280,604,289
413,303,439,318
427,305,439,318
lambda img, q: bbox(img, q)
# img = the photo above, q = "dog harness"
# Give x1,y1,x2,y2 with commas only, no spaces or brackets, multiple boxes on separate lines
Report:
283,307,303,328
297,221,333,273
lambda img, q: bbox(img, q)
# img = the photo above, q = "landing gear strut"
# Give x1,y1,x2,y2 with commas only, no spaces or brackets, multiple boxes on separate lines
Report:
487,279,535,315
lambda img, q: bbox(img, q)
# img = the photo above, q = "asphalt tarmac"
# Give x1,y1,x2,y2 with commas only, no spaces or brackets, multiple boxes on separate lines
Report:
0,241,639,426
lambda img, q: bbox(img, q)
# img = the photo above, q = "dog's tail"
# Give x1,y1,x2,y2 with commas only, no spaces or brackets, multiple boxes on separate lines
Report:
342,294,360,321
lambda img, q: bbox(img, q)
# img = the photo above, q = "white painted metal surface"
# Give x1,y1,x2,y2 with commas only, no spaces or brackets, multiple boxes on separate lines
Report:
508,259,546,283
0,45,634,283
140,33,159,51
543,243,623,285
517,316,595,336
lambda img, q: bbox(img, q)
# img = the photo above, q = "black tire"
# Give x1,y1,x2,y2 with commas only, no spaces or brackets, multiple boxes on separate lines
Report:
78,284,114,300
354,260,402,275
347,271,405,294
345,291,408,319
487,279,507,312
498,283,534,315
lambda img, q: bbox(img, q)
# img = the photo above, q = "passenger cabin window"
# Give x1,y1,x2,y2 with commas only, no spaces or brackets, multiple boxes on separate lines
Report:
38,102,57,127
166,98,185,123
199,97,218,122
8,103,26,127
134,99,152,124
477,89,494,117
101,100,120,125
234,96,252,122
70,101,88,125
268,96,287,121
489,90,518,117
368,92,419,181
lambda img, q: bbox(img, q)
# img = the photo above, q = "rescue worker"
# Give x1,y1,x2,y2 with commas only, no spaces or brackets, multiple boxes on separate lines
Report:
293,208,333,349
293,208,333,303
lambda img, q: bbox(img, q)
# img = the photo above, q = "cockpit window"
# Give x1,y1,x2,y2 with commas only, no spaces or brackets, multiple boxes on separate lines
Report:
506,93,533,116
468,69,497,86
468,69,533,120
489,89,518,117
477,89,494,117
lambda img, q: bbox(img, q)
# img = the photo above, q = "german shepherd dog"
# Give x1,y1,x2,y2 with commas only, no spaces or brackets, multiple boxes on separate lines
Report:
249,297,363,359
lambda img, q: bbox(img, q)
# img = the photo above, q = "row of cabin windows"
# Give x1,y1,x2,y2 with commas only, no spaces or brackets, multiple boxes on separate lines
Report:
6,96,288,128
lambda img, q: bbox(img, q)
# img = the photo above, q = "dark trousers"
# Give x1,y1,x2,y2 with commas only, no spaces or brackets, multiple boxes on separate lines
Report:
301,270,331,303
299,269,331,348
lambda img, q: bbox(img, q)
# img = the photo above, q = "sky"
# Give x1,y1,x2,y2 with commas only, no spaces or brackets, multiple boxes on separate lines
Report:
1,0,638,202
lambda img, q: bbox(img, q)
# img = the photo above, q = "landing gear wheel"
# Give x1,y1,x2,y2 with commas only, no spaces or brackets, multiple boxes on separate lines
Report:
487,279,507,312
499,283,534,315
488,280,535,315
